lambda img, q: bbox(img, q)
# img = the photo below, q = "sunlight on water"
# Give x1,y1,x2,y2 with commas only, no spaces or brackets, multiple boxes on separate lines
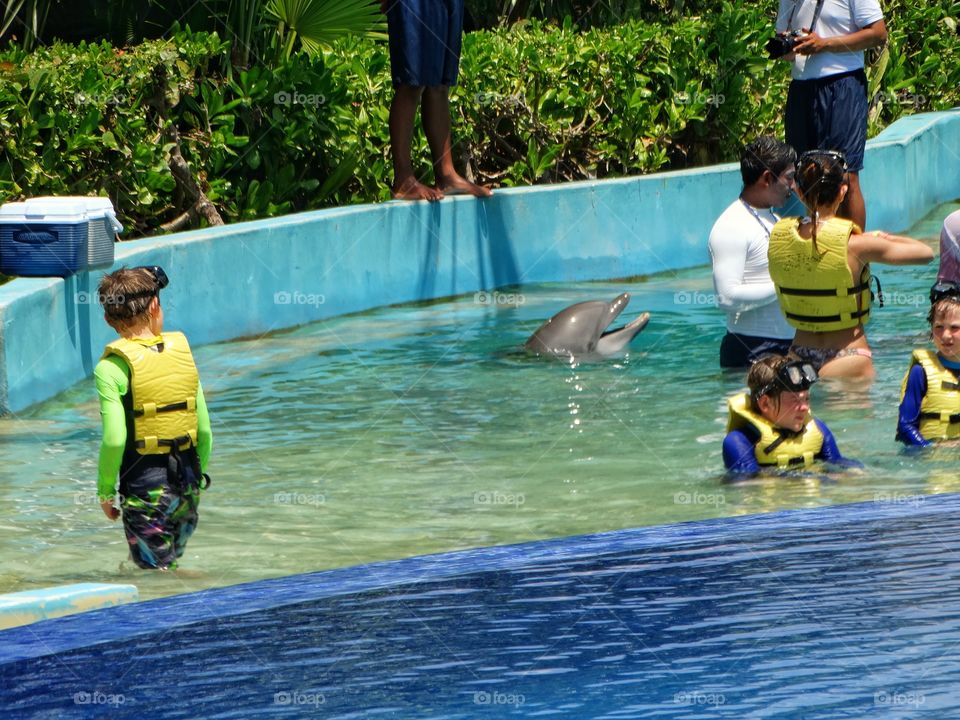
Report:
1,201,957,600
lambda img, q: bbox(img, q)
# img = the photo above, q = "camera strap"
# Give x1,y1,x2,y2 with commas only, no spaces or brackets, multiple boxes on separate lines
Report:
786,0,826,34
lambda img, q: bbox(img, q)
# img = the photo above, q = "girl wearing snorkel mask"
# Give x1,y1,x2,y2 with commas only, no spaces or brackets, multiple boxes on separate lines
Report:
767,150,933,380
724,354,861,477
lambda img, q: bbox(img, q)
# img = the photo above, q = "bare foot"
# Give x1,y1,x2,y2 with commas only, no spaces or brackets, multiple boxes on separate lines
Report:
437,173,492,198
393,176,444,201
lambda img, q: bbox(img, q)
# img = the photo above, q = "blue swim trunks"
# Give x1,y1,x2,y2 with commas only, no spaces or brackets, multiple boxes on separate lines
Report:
784,69,868,172
386,0,464,87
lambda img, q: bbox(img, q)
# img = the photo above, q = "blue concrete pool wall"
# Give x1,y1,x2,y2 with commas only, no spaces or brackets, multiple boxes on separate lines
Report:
1,110,958,414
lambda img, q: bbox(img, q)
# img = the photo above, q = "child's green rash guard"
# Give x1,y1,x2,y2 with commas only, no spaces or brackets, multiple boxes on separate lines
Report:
94,354,213,502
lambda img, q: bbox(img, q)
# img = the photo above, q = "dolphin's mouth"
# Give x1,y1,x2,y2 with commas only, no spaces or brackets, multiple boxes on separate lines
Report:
601,311,650,338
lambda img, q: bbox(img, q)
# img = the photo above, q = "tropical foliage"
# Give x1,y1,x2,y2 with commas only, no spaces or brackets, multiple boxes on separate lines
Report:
0,0,954,239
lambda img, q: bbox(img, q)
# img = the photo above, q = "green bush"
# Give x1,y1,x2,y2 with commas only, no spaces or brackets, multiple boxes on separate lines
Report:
0,0,955,238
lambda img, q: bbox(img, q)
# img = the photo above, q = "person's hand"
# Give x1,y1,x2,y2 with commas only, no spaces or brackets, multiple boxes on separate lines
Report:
792,31,830,55
101,500,120,521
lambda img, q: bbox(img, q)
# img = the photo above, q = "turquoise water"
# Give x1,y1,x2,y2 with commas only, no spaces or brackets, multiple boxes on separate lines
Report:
0,201,956,601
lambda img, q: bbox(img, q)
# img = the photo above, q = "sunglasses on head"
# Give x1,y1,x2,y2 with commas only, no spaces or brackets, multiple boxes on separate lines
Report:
756,361,818,399
930,281,960,304
798,149,848,173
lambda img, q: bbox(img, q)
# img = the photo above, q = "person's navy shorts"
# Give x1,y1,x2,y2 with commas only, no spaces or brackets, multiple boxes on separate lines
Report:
785,69,868,172
720,332,792,369
386,0,464,87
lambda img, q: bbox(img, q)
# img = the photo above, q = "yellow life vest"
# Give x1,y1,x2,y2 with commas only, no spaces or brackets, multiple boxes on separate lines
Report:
900,349,960,440
102,332,199,454
726,393,824,468
768,216,872,332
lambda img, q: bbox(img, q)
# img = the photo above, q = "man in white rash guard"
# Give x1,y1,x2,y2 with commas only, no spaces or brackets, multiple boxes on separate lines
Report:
709,136,797,368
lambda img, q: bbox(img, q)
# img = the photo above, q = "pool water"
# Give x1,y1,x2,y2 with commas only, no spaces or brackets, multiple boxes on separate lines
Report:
0,201,956,601
3,492,960,718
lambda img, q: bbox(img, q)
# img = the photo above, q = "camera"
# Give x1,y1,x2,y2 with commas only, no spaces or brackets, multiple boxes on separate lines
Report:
766,30,807,59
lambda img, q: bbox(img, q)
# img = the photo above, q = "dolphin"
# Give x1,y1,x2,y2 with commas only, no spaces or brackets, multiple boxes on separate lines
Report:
524,293,650,360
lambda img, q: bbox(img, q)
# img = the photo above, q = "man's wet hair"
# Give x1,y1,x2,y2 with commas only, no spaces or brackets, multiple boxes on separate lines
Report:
740,136,797,187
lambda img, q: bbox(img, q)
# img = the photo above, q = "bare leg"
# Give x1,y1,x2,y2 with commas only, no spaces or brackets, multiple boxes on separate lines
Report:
839,171,866,231
422,85,491,198
389,84,443,201
818,352,875,381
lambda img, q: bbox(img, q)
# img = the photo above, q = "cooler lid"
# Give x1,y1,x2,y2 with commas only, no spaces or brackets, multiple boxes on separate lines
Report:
0,199,88,223
0,196,122,233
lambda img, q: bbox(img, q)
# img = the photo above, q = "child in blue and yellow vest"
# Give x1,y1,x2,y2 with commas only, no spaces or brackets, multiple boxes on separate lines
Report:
723,354,859,476
897,287,960,446
95,266,212,569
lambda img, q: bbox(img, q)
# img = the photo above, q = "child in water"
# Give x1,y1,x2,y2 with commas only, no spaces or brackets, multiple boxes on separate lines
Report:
95,266,212,569
723,354,859,476
897,283,960,446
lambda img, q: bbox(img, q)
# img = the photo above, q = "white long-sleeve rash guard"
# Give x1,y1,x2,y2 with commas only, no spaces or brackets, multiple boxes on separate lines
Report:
708,199,794,340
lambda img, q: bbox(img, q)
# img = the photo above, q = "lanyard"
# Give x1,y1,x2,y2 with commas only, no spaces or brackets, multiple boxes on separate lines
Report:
786,0,826,33
740,198,779,235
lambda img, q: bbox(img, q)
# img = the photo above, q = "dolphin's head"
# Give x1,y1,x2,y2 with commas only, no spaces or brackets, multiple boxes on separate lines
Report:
525,292,650,360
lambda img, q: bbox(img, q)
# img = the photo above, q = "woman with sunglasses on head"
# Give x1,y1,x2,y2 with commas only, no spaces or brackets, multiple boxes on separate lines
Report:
724,354,860,477
768,150,933,380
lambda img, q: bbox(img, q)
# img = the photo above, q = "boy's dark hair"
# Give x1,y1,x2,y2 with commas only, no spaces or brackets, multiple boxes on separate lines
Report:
928,296,960,325
740,136,797,187
98,267,160,326
746,354,792,412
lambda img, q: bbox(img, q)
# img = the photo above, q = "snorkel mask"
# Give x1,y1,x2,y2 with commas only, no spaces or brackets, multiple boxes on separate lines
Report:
930,281,960,305
755,361,818,399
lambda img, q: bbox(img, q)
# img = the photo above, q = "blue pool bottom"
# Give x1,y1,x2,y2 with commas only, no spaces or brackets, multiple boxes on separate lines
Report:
2,493,959,718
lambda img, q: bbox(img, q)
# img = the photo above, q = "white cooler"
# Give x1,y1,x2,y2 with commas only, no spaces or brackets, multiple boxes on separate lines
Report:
0,196,122,277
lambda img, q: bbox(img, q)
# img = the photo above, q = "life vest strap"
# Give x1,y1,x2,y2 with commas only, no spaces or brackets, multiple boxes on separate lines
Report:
777,280,870,298
133,397,196,418
135,433,196,453
871,275,884,308
758,455,808,467
920,411,960,425
784,307,869,324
